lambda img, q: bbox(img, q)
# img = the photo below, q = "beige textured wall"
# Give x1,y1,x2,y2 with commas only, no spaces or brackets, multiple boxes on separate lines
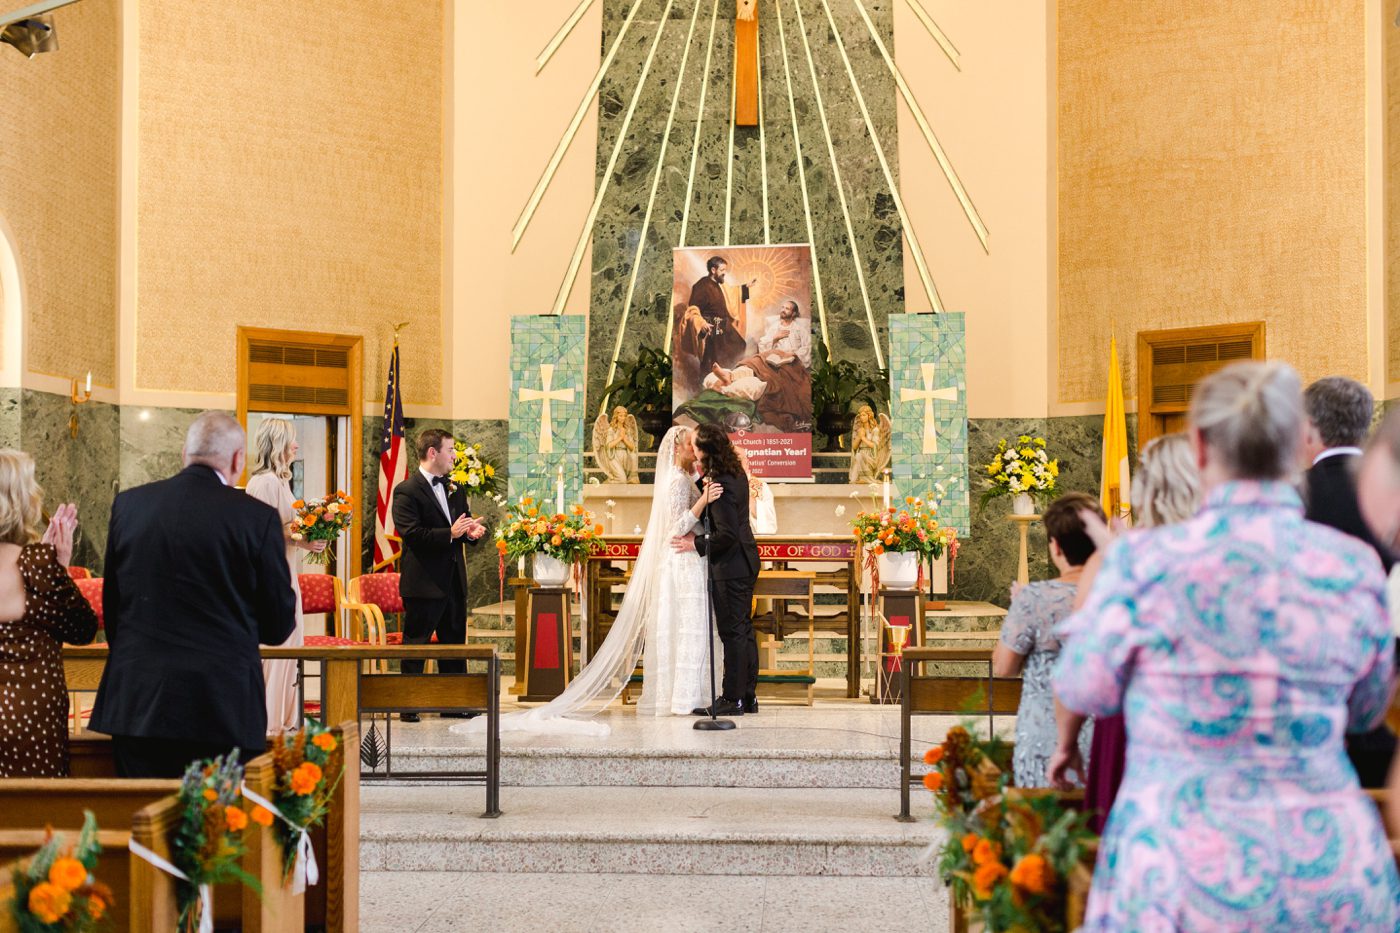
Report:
894,2,1051,419
450,0,598,420
1388,0,1400,385
0,0,119,385
134,0,444,405
1057,0,1368,406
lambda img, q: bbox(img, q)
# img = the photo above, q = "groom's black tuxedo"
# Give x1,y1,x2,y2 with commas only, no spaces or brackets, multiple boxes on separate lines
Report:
392,469,479,674
695,471,760,702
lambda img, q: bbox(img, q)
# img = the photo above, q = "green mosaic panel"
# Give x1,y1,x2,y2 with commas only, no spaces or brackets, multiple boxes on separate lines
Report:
889,313,968,535
510,316,586,508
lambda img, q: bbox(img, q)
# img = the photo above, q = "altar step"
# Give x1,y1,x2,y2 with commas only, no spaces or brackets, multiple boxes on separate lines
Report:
367,705,996,789
360,785,943,878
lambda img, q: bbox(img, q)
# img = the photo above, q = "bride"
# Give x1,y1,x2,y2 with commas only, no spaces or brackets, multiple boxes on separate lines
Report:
452,426,722,738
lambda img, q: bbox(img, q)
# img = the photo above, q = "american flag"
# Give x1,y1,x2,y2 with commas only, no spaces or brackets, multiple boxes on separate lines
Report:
374,341,409,566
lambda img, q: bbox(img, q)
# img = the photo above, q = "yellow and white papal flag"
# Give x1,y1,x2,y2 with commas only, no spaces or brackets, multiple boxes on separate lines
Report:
1100,337,1131,521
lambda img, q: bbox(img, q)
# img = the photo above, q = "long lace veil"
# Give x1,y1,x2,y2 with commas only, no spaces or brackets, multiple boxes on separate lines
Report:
452,427,687,738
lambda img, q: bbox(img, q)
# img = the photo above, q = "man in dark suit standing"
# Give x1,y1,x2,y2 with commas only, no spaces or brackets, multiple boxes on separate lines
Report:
91,412,296,778
682,423,761,717
1301,376,1396,787
391,428,486,722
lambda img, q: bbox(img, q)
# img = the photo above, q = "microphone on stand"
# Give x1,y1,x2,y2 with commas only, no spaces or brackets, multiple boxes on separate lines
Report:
695,473,736,732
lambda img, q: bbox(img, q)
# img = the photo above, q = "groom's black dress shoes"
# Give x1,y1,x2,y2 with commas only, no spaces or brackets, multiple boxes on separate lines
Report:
441,712,477,719
692,699,744,717
742,697,758,715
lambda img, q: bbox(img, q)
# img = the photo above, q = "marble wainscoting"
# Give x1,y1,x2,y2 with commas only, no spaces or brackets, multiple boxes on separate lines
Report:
585,0,903,414
358,417,509,607
18,389,120,570
951,414,1136,607
118,405,210,491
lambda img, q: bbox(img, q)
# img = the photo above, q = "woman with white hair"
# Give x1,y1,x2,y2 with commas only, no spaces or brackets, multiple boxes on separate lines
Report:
246,418,325,733
1053,361,1399,929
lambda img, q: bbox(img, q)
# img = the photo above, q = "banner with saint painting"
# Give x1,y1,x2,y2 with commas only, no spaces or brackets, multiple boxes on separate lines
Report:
889,313,969,535
509,315,586,508
670,244,814,479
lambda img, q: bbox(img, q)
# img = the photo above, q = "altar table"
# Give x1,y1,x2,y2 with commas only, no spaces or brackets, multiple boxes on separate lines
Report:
585,535,864,698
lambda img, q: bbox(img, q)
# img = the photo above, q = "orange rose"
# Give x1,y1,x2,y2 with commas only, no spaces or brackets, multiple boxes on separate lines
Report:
593,524,604,536
572,505,584,515
47,857,87,892
27,882,71,923
225,806,248,831
312,732,337,752
88,891,107,920
1009,853,1055,896
527,508,539,518
922,771,943,791
971,860,1008,900
872,544,884,555
551,535,562,547
341,503,353,513
961,832,979,854
923,746,944,765
250,806,274,827
290,761,324,795
292,500,305,509
202,788,217,802
971,838,1001,867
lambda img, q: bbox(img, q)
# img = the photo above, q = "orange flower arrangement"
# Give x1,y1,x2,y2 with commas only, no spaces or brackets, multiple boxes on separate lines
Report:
173,754,257,932
10,810,116,932
268,721,343,883
924,725,1095,932
490,494,607,595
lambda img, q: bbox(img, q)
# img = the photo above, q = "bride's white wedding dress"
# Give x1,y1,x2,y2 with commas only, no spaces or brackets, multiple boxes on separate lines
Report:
450,428,717,739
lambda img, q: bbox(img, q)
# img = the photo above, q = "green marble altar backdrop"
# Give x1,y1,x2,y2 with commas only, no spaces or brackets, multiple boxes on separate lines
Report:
586,0,902,415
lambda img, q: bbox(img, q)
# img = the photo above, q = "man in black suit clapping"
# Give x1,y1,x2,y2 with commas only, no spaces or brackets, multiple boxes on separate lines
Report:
1301,376,1396,787
681,423,761,717
91,412,296,778
391,429,487,722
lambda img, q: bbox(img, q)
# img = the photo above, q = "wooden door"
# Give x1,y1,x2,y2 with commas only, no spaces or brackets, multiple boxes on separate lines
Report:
1136,323,1265,451
236,328,364,580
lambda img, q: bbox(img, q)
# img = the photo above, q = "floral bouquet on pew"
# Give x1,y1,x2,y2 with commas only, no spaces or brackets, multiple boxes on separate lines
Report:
924,725,1095,933
290,491,355,566
173,754,260,933
263,721,344,888
8,810,113,932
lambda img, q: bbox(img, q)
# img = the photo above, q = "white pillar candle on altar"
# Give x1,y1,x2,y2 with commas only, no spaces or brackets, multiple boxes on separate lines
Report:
882,469,891,510
84,371,91,394
556,465,565,514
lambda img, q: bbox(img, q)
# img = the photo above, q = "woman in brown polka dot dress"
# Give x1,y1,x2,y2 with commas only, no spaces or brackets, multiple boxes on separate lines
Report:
0,451,99,777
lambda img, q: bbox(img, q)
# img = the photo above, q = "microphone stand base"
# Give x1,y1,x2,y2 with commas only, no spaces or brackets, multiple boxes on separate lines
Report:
693,718,737,731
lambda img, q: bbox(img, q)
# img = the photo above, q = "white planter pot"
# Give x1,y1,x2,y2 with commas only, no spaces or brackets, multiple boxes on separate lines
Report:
534,553,572,587
877,551,920,590
1012,493,1036,516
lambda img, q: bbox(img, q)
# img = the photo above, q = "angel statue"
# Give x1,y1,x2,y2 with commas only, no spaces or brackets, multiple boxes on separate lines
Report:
848,404,892,484
593,407,640,484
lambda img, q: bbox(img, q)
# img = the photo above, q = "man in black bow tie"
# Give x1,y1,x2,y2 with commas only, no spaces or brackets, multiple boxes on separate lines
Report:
391,428,487,721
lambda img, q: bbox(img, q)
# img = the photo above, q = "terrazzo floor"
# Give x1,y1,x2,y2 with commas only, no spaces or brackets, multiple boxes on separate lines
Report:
361,870,951,932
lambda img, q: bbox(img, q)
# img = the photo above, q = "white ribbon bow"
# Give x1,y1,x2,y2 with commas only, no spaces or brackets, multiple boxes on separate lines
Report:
239,782,320,894
127,839,212,933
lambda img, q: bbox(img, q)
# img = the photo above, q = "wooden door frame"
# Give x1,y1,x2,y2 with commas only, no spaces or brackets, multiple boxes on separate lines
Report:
1136,321,1265,451
236,327,364,581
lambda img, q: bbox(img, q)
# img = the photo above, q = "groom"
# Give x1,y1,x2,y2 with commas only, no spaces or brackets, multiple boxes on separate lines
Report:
687,423,761,716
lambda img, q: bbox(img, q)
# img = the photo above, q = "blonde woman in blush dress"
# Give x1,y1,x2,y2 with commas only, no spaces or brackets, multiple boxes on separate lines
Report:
245,419,325,734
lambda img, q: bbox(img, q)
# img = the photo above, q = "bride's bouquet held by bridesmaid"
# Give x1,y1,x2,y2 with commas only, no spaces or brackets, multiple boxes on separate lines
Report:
289,492,354,566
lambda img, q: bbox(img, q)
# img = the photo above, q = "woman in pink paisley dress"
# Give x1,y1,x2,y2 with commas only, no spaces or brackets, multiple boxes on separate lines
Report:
1054,361,1399,931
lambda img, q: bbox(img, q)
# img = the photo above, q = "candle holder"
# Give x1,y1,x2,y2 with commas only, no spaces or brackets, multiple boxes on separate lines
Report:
68,372,92,439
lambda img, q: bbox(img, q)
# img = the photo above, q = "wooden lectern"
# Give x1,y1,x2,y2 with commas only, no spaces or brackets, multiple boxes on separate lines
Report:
519,586,574,703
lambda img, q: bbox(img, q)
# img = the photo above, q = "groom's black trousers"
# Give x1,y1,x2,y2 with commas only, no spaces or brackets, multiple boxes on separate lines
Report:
710,575,758,702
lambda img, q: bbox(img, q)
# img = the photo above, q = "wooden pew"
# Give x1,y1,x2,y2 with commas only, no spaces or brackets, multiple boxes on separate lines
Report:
0,752,297,932
898,645,1022,821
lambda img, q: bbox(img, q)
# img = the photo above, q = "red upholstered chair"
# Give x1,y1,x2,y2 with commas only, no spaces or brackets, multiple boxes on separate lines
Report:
348,573,403,646
74,577,103,631
298,572,347,638
66,566,92,580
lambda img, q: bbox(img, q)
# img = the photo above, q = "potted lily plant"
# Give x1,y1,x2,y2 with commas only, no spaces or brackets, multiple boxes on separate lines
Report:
812,338,889,452
600,345,673,451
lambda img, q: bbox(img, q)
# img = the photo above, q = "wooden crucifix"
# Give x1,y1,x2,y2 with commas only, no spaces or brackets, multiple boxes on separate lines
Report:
734,0,759,126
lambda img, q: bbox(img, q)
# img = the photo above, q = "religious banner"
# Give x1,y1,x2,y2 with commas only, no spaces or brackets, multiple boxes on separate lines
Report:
670,244,814,479
510,315,586,509
889,313,969,535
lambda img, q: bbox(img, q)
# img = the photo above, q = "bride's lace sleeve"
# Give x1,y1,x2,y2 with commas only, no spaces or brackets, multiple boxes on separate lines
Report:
670,475,700,536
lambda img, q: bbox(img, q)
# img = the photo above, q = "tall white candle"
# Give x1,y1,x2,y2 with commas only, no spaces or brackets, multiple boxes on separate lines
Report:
84,371,91,394
882,469,891,510
556,464,565,514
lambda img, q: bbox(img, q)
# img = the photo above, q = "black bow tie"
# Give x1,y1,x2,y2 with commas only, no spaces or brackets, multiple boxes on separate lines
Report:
430,475,449,488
